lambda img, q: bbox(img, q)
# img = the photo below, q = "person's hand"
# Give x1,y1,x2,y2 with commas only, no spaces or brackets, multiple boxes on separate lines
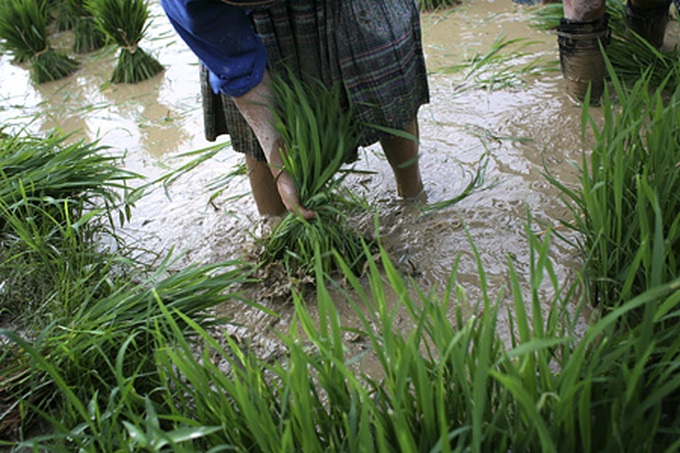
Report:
274,169,316,220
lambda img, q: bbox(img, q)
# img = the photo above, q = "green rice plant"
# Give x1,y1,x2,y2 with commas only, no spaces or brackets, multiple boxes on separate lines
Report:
606,30,680,90
545,61,680,309
0,130,255,442
69,0,107,54
5,212,680,450
0,0,79,82
495,228,680,451
436,35,559,92
86,0,163,83
0,129,137,232
0,257,254,445
531,0,680,90
72,15,106,53
263,73,369,275
0,196,116,326
418,0,460,12
0,129,139,333
52,0,78,31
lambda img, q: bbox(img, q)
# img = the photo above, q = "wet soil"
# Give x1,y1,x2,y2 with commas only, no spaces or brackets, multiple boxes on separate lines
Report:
1,1,612,365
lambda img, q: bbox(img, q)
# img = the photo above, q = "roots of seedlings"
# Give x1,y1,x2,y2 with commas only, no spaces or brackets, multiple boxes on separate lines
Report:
110,47,164,84
31,48,80,83
264,206,369,275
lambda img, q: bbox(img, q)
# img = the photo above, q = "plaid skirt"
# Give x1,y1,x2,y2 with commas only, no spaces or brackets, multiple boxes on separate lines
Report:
202,0,430,161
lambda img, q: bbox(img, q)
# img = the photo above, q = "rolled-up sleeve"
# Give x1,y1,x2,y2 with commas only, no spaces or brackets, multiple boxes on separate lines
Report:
160,0,267,97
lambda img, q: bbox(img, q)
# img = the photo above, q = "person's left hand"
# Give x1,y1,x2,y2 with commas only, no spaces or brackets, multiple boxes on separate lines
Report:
274,169,316,220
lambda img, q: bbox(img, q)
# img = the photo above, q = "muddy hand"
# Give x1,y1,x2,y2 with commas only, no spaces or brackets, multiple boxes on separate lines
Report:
233,71,315,220
275,169,316,220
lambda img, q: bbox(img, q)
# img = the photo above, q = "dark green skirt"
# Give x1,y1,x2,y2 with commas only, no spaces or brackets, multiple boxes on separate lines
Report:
202,0,429,161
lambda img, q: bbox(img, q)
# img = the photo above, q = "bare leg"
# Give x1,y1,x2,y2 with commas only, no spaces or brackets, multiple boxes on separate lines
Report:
380,118,424,199
246,154,286,217
563,0,605,21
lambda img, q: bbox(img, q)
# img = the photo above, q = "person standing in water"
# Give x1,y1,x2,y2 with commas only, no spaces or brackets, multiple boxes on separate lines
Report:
557,0,673,102
160,0,429,220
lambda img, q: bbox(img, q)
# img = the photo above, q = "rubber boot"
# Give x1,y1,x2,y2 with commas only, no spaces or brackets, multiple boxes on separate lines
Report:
625,0,671,49
557,15,610,104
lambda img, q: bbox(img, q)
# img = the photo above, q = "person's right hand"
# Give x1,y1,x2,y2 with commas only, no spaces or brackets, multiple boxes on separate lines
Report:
274,169,316,220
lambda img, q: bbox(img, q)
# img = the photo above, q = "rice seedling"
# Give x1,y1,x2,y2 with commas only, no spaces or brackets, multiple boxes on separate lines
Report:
0,129,136,232
495,229,680,451
13,217,678,451
545,61,680,310
0,127,255,444
86,0,163,83
0,257,254,444
437,35,559,92
263,73,369,275
0,0,79,83
0,129,137,331
67,0,106,54
52,0,78,31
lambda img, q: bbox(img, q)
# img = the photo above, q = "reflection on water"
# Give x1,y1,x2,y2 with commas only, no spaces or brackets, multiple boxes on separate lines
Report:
1,0,592,343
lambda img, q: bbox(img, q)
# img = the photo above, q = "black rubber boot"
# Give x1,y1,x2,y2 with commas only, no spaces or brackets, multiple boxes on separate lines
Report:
625,0,671,49
557,15,610,104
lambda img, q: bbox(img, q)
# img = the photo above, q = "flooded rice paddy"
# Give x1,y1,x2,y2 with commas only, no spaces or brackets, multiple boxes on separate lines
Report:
0,0,622,351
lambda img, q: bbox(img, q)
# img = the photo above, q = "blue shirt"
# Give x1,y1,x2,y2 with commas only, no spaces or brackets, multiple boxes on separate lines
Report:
160,0,267,97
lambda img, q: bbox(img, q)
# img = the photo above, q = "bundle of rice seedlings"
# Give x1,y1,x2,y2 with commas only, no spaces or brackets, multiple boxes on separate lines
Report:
0,129,136,235
68,0,106,53
52,0,78,31
86,0,163,83
0,0,79,83
263,74,368,275
72,15,106,53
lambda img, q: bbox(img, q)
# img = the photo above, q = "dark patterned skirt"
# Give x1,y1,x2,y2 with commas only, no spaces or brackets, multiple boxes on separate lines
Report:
202,0,430,161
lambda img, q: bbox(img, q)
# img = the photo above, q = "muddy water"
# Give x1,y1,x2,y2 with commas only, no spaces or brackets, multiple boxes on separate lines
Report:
2,1,592,357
